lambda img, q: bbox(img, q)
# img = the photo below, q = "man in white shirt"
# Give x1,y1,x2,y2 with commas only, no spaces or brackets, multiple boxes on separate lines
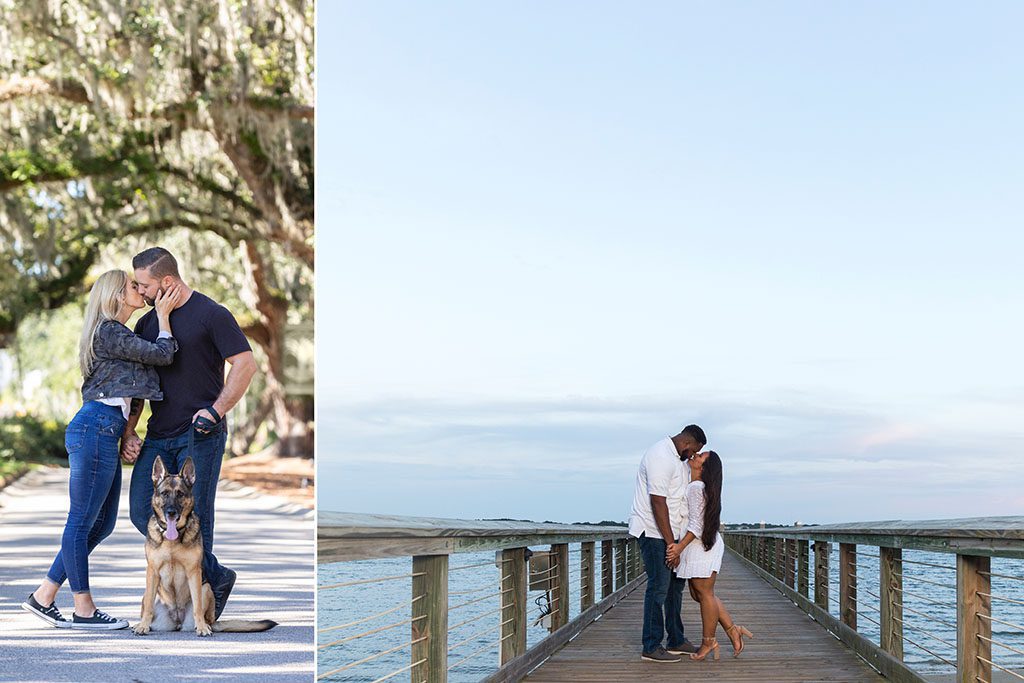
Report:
627,424,707,662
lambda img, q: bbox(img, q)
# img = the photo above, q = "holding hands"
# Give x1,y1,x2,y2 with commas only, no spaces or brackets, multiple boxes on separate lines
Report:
666,541,684,568
120,432,142,464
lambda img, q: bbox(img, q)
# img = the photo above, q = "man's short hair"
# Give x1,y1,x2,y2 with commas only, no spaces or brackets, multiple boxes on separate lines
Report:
133,247,180,279
681,424,707,446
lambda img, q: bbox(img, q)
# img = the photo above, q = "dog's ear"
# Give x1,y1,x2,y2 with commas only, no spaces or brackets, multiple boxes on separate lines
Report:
181,457,196,488
151,456,167,485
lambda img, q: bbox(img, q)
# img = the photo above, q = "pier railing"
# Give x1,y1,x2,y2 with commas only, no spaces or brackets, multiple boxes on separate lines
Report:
725,517,1024,683
318,512,645,683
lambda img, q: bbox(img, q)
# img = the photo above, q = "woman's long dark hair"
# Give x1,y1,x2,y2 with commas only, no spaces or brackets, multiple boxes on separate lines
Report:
700,451,723,551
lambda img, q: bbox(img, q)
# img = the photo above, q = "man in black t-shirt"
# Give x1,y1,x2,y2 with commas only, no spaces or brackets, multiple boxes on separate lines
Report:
123,247,258,619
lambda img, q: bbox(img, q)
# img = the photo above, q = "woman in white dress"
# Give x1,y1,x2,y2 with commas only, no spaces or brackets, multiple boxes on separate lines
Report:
666,451,753,661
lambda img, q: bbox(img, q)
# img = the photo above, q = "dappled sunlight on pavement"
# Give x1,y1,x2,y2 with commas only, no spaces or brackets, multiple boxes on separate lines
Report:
0,467,314,682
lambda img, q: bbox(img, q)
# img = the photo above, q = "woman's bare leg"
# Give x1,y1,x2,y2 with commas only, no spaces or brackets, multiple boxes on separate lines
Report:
690,576,720,639
715,596,743,651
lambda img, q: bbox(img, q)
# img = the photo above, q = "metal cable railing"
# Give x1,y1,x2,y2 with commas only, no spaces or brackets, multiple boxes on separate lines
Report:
448,605,503,632
319,572,423,590
317,532,647,681
447,637,502,671
366,659,427,683
318,614,426,650
976,656,1024,681
448,622,507,654
319,595,425,634
977,613,1024,634
892,585,948,609
726,530,1024,683
317,636,427,680
979,591,1024,608
449,589,509,613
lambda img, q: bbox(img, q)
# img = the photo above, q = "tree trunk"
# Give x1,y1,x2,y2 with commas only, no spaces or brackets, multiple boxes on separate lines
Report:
238,240,313,458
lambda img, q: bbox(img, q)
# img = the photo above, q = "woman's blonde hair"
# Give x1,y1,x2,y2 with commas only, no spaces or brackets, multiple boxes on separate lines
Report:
80,270,130,377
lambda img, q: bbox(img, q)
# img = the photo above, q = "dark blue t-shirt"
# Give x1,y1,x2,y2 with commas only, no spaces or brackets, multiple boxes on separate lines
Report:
135,291,251,438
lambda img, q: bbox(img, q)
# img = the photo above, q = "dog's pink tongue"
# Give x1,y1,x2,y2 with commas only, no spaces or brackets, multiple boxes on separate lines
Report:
164,516,179,541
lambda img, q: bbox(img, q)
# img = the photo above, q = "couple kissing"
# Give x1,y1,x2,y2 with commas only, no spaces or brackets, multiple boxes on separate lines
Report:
627,424,753,663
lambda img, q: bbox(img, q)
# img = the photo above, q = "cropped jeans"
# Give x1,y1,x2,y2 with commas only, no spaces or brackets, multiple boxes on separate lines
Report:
46,401,127,593
128,421,229,586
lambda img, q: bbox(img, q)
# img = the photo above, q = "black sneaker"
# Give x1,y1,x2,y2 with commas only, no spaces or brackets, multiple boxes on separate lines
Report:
212,567,237,620
70,609,129,630
21,593,70,628
666,639,699,655
641,647,681,662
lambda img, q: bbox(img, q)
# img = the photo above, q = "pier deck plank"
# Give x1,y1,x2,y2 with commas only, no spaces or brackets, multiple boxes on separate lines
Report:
524,551,884,682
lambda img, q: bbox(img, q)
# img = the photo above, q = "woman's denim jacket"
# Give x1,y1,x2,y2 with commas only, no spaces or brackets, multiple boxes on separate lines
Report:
81,320,177,401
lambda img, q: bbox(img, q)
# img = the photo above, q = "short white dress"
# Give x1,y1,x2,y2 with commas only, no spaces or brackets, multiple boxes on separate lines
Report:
676,480,724,579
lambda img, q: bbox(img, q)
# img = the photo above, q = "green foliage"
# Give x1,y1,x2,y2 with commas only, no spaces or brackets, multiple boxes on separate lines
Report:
1,1,314,344
0,414,69,464
1,0,315,455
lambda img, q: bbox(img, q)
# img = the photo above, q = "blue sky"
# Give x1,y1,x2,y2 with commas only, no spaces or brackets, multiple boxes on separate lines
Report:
317,2,1023,524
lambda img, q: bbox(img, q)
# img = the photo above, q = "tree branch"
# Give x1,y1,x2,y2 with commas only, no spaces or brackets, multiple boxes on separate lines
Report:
0,75,91,105
158,165,262,218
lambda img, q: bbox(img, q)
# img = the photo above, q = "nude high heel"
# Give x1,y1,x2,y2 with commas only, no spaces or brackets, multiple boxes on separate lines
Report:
726,624,754,657
690,636,720,661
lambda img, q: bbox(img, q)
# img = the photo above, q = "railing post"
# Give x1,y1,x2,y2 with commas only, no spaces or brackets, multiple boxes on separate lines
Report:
774,537,784,581
798,539,809,597
500,548,527,665
957,554,991,683
814,541,830,609
879,546,903,659
839,543,857,629
601,540,613,598
581,542,595,611
615,538,626,590
625,539,634,582
550,543,569,631
412,554,449,683
785,539,796,588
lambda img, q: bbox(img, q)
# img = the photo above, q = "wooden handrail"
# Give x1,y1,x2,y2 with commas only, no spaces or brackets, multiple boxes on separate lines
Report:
318,512,642,683
725,518,1024,683
319,511,632,562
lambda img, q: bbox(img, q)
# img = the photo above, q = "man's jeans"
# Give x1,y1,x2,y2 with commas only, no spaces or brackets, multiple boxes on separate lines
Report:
129,422,229,586
638,534,686,653
46,401,126,593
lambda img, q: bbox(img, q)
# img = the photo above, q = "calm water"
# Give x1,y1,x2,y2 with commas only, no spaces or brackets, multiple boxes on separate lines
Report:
319,547,1024,681
816,547,1024,676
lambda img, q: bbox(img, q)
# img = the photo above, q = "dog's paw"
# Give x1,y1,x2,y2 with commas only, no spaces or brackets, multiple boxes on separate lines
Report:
132,624,151,636
195,623,213,637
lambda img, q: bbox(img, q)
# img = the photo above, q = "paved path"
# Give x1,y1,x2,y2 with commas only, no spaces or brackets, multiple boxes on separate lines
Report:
525,551,884,682
0,467,314,683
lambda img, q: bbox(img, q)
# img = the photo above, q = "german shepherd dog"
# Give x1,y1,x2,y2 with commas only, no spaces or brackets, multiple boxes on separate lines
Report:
132,456,276,636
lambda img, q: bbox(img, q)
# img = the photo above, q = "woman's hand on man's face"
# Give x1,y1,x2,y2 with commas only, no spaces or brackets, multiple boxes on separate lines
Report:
154,284,183,317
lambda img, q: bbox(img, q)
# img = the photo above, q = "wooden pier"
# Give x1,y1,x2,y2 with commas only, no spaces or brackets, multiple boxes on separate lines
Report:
524,550,884,681
318,515,1024,683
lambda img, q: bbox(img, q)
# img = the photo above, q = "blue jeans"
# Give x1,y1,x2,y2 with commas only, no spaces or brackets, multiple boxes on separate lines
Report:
638,534,687,653
46,402,126,593
129,422,229,586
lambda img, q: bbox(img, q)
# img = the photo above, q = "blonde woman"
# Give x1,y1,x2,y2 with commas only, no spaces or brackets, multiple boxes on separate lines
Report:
21,270,181,630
